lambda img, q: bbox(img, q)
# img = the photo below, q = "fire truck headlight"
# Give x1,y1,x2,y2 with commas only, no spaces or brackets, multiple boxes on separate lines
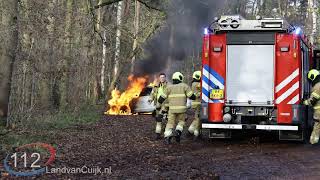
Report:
224,106,230,113
256,15,262,20
223,113,232,123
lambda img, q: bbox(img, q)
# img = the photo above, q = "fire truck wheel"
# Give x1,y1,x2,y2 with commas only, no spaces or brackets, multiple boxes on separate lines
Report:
303,112,312,144
302,126,312,144
201,129,210,140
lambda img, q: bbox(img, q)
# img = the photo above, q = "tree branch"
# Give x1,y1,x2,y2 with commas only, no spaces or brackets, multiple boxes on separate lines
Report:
137,0,164,12
93,0,122,9
92,0,165,12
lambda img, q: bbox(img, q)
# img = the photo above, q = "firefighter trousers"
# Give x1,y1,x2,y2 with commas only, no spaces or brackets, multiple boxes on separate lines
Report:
188,107,200,137
310,120,320,144
154,108,168,134
155,109,163,134
164,112,186,138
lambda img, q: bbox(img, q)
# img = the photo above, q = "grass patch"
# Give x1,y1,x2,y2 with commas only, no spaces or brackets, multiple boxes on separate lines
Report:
23,105,103,131
0,105,103,152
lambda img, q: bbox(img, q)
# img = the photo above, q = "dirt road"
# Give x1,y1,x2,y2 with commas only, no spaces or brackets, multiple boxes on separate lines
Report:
3,115,320,179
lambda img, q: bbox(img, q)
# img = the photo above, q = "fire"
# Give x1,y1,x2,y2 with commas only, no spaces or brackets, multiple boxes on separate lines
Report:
105,75,148,115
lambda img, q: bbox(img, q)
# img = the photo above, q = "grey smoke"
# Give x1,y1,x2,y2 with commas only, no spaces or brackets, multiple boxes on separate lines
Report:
133,0,224,76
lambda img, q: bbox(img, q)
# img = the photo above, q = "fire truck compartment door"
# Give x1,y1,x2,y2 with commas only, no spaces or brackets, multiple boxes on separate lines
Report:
226,45,274,105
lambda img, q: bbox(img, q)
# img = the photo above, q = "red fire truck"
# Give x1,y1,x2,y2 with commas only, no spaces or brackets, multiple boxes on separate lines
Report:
200,15,318,141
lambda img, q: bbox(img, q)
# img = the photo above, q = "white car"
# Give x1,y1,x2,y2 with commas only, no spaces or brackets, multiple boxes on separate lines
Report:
134,87,155,113
133,86,192,114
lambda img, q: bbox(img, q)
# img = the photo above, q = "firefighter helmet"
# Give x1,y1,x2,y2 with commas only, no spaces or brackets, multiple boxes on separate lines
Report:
308,69,320,81
172,72,184,82
193,71,201,80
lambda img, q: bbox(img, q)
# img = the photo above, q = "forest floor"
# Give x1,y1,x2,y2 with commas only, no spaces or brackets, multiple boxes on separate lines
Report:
1,114,320,179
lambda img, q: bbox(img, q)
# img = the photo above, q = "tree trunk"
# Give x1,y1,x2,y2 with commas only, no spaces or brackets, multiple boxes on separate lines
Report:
131,0,140,74
108,1,123,94
98,0,106,96
165,25,174,75
309,0,317,44
114,1,123,80
0,0,19,126
101,30,107,94
58,0,74,109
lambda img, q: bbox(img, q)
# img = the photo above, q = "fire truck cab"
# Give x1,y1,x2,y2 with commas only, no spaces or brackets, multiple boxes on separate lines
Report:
200,15,316,141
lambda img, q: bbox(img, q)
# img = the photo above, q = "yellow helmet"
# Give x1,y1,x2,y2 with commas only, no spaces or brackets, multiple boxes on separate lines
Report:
172,72,184,82
193,71,201,80
308,69,320,81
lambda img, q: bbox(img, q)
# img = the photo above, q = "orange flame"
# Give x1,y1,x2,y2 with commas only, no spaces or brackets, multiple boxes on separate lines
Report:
105,75,148,115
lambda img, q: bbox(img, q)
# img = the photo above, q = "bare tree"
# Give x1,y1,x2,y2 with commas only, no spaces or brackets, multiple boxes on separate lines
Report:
108,1,124,94
131,0,140,73
308,0,318,44
0,0,19,126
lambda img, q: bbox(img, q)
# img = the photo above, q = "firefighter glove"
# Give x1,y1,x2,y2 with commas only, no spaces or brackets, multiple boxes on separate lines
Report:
156,114,163,122
189,94,196,100
158,96,166,104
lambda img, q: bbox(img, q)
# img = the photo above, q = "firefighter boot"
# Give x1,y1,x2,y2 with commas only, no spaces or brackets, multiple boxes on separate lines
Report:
174,130,182,143
188,120,197,138
164,137,172,145
164,128,174,145
154,113,163,140
192,116,201,141
155,133,161,140
193,129,202,141
155,121,162,140
310,121,320,144
186,131,193,138
174,114,186,143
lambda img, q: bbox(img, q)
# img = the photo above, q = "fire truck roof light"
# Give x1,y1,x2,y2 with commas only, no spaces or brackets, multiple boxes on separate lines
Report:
204,28,209,35
294,27,302,35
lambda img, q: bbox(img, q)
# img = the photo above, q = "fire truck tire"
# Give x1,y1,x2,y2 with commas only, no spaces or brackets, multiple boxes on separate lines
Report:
302,126,312,144
201,128,210,140
304,109,312,144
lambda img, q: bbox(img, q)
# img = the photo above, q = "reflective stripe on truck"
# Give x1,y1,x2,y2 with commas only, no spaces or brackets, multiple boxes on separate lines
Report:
202,123,298,131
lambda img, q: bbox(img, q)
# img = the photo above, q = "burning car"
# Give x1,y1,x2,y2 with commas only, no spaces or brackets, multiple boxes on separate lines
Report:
106,75,148,115
133,86,155,114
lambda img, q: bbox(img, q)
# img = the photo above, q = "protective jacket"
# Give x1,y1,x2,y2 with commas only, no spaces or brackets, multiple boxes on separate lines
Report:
305,82,320,120
161,83,194,113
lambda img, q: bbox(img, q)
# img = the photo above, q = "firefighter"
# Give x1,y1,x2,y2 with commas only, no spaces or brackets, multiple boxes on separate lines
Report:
188,71,202,139
148,73,168,140
158,72,196,144
304,69,320,144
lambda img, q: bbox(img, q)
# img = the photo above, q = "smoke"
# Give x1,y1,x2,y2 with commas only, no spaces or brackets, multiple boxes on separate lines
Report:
133,0,225,76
